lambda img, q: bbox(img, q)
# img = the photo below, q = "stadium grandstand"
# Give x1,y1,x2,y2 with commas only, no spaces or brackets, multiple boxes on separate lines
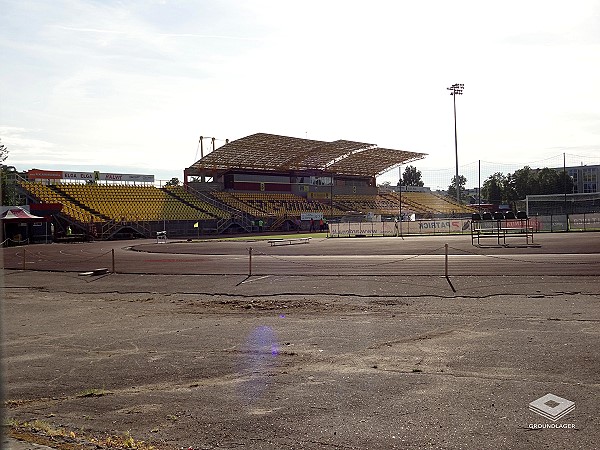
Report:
14,132,476,241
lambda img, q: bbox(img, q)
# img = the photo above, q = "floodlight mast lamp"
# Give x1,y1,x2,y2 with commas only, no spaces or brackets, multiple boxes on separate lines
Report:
447,83,464,204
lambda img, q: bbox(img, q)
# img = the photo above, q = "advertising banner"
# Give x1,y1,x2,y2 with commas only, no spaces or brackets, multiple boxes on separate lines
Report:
329,217,547,237
534,215,566,232
329,219,473,237
415,219,470,233
63,171,95,181
28,169,154,183
101,173,155,182
568,213,600,231
28,169,63,180
301,212,323,221
329,221,396,237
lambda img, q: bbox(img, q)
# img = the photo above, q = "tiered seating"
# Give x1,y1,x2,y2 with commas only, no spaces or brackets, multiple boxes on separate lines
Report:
54,184,213,221
333,194,422,215
163,186,229,219
333,195,379,213
379,192,429,215
401,192,476,215
430,192,476,214
214,192,345,217
20,181,102,223
21,179,476,226
211,191,267,217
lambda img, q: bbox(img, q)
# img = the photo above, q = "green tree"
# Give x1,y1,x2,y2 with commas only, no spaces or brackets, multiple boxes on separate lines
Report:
1,139,17,205
399,165,424,187
509,166,537,199
447,175,467,201
556,170,575,194
165,177,180,187
535,168,558,195
534,167,574,195
482,172,506,204
0,139,7,163
483,166,575,208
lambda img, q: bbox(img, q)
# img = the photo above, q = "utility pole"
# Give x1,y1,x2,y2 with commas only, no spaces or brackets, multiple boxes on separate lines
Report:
447,83,464,203
199,136,205,183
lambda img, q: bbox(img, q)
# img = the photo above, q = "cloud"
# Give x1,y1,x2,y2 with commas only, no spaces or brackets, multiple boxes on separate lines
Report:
55,25,264,41
0,127,57,164
1,0,599,189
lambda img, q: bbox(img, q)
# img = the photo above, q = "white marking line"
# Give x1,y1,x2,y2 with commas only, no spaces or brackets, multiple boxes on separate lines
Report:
239,275,271,284
58,249,106,257
247,254,599,260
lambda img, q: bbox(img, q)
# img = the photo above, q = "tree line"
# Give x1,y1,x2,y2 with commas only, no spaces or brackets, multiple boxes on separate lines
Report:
396,165,574,205
481,166,573,205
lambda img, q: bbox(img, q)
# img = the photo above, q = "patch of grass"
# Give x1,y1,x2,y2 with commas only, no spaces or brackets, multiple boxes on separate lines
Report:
75,388,111,398
8,418,154,450
4,417,20,427
92,430,154,449
4,398,36,408
10,419,70,438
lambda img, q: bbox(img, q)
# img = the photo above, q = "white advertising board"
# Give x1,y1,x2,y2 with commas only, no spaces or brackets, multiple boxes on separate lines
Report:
301,212,324,221
329,219,473,236
29,169,154,182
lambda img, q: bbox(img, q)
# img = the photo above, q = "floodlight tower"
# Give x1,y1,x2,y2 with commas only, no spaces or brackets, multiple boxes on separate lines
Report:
447,83,464,204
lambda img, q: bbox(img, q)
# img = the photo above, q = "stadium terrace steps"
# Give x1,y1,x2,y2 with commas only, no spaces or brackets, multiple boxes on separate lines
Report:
162,186,229,219
19,181,103,224
211,191,267,217
49,185,112,221
19,180,477,238
211,192,345,217
52,183,213,222
332,194,405,215
377,192,421,215
377,191,475,216
406,191,475,214
382,192,430,214
19,182,225,225
430,192,476,213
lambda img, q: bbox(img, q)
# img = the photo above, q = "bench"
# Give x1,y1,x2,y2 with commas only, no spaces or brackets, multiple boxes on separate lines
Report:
268,237,311,246
471,219,534,246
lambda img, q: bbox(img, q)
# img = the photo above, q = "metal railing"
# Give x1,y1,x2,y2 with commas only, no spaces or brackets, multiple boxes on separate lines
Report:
184,184,254,231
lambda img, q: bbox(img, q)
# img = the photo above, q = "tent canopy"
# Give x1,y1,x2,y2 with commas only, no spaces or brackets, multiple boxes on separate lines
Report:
1,206,46,221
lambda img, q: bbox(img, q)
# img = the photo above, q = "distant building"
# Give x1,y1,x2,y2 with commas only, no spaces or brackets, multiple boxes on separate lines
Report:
554,165,599,194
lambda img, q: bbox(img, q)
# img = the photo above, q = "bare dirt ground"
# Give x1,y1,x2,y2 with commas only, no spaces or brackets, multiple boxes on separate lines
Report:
2,233,600,449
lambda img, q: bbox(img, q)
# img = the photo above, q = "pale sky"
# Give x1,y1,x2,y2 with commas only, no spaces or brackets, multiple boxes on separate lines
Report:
2,0,600,189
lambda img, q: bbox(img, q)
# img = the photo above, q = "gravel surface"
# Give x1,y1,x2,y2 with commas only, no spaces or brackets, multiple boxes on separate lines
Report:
3,233,599,449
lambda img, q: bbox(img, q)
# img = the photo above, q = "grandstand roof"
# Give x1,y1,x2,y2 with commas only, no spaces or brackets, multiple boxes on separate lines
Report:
188,133,426,177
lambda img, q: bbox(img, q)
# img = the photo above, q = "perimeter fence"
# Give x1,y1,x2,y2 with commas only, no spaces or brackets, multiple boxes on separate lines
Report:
329,213,600,237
